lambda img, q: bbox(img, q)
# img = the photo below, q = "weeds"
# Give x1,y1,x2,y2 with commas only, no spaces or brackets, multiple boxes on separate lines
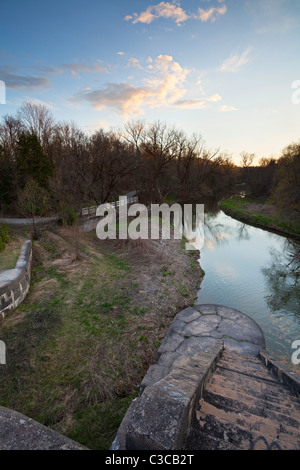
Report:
0,225,201,449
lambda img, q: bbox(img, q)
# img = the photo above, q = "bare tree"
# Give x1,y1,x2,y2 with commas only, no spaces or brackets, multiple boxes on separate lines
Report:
17,102,55,150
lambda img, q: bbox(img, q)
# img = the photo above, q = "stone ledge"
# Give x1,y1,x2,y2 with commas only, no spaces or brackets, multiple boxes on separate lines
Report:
259,350,300,398
140,304,266,393
111,304,267,450
125,342,224,450
0,406,87,450
0,240,32,318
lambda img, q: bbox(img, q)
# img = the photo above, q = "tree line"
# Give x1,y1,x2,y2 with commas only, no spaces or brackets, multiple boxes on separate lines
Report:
0,102,236,218
239,145,300,215
0,101,299,220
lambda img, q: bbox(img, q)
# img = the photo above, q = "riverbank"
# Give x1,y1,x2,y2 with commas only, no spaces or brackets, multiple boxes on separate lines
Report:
0,223,202,450
220,196,300,240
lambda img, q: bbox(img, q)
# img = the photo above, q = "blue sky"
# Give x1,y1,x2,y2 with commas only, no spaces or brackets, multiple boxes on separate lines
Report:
0,0,299,163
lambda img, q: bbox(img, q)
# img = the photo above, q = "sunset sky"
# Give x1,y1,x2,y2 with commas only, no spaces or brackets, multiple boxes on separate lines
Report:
0,0,299,163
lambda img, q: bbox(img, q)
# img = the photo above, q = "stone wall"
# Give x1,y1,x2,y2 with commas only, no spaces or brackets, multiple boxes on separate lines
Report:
111,304,267,450
0,406,87,450
0,240,32,319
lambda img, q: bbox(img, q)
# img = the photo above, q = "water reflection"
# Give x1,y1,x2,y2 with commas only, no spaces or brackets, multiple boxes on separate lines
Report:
262,241,300,315
197,200,300,376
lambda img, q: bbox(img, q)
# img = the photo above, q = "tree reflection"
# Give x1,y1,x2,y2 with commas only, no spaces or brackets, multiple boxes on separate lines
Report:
262,239,300,314
235,223,250,241
203,210,233,248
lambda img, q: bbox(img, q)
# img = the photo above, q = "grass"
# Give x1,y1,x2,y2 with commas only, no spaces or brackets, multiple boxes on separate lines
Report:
220,196,300,236
0,224,201,449
0,229,23,270
0,238,141,448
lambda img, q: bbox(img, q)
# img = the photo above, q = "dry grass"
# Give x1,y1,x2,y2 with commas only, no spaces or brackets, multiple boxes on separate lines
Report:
0,232,25,270
0,222,202,449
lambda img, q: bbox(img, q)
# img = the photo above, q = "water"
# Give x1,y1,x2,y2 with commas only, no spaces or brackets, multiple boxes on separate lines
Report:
196,202,300,376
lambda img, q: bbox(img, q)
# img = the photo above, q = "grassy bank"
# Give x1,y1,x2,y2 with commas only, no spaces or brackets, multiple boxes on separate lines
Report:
0,224,202,449
0,228,25,270
220,197,300,239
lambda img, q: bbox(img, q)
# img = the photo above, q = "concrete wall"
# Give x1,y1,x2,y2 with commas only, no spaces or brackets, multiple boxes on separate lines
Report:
0,240,32,319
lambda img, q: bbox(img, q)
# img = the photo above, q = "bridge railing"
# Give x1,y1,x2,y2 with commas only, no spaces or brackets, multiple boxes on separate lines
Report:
80,196,138,216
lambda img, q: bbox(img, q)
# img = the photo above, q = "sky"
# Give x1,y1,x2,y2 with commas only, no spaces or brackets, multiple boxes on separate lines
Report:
0,0,300,164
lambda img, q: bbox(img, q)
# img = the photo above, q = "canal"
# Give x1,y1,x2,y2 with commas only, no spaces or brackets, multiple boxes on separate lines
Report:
196,201,300,377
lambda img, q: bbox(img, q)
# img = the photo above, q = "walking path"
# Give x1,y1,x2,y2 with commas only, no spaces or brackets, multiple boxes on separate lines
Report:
0,217,57,225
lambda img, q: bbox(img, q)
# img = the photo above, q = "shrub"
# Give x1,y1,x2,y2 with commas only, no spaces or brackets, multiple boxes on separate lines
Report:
0,224,10,251
63,208,78,226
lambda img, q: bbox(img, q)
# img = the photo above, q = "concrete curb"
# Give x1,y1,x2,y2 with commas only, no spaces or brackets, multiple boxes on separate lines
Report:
0,240,32,319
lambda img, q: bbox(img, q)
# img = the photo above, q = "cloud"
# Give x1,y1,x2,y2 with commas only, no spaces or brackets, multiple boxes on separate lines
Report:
73,54,224,117
220,105,238,112
127,58,143,69
73,55,190,117
197,4,227,22
0,60,106,91
126,1,228,25
207,93,222,102
220,47,252,73
62,62,106,76
175,92,222,109
0,67,51,90
125,1,190,25
174,99,206,109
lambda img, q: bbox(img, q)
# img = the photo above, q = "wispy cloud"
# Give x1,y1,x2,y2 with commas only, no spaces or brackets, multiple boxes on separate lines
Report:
0,60,107,91
125,1,189,25
175,93,222,109
62,62,106,76
0,66,51,90
125,1,227,26
197,4,227,23
73,55,190,117
174,99,206,109
127,58,143,70
72,54,224,117
220,47,252,73
220,105,238,112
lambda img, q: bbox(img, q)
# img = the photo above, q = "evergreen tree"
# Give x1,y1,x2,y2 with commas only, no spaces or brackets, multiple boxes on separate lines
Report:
16,131,53,190
0,145,14,209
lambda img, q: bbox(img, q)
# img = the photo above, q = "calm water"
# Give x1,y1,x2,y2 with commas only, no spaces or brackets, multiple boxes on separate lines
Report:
196,203,300,376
